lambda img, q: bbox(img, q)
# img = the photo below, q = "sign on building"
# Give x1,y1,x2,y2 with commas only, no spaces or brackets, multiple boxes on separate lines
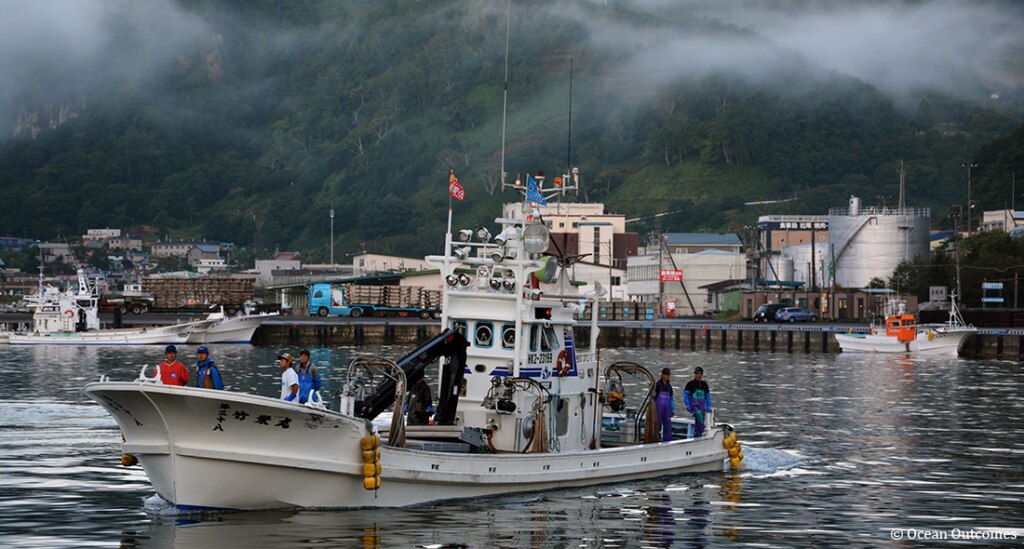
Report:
659,269,683,282
929,286,947,303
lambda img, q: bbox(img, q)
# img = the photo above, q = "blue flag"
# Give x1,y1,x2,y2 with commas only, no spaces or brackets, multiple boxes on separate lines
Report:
527,176,547,205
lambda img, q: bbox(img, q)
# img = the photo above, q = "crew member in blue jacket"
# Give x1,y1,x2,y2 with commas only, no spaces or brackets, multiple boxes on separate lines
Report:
295,349,322,404
653,368,675,442
195,346,224,390
683,367,712,437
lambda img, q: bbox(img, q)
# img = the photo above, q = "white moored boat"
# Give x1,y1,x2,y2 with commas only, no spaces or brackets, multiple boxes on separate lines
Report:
186,307,280,344
835,297,977,356
8,269,209,346
85,172,740,510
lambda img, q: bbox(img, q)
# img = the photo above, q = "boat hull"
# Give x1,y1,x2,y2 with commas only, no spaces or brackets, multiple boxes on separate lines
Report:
835,327,975,356
85,382,728,510
8,321,204,346
186,313,278,344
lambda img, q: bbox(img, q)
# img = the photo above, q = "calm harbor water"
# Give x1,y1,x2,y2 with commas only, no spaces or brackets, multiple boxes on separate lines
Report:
0,345,1022,548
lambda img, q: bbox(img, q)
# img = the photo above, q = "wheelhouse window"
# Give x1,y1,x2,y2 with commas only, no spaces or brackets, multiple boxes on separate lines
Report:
501,324,516,349
475,321,494,348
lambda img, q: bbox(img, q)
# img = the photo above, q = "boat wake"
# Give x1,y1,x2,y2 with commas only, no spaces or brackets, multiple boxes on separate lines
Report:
143,494,183,516
736,447,809,475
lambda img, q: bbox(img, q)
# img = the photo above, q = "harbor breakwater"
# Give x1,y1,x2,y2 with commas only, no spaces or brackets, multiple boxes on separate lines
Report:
251,319,1022,360
1,313,1018,358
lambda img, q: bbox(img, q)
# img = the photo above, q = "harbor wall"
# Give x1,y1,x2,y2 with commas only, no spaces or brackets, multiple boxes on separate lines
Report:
252,323,1021,359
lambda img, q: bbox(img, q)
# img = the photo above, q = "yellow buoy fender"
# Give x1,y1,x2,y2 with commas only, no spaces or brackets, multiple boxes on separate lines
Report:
121,454,138,467
728,445,740,458
738,452,744,462
360,435,378,451
729,456,741,469
724,437,735,449
363,463,377,477
363,476,378,490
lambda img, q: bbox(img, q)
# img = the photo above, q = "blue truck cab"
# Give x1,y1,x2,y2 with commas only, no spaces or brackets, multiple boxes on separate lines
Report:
308,283,361,317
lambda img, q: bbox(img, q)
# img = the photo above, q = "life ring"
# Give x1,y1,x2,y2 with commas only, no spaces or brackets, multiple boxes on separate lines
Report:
63,309,75,318
555,349,571,377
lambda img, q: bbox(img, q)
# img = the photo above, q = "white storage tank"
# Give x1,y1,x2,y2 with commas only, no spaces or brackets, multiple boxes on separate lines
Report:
782,243,829,286
776,256,794,282
828,197,930,288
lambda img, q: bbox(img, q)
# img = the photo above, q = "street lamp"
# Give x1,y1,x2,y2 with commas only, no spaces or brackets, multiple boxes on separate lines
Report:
963,163,978,231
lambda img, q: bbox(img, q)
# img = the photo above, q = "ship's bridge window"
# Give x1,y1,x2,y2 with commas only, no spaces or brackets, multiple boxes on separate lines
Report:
529,325,558,352
501,324,516,349
475,321,494,348
453,320,467,337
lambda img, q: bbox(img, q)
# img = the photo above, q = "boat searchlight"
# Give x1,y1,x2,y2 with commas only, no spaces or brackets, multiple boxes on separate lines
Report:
522,223,550,255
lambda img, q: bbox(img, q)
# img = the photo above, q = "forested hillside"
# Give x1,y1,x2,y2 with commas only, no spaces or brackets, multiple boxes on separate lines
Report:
1,0,1022,261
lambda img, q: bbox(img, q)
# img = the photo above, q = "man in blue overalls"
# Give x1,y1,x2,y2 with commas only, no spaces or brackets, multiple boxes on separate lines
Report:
683,367,712,438
295,349,322,404
653,368,675,442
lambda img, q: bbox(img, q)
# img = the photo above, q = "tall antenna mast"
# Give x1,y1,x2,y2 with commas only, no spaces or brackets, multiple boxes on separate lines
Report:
566,56,573,190
898,159,906,211
499,0,511,188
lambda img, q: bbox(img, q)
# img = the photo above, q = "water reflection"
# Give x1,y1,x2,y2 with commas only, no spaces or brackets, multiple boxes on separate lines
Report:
1,346,1022,547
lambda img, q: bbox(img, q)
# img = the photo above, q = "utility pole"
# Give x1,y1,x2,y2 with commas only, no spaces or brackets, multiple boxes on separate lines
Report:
330,205,335,265
810,223,817,292
963,162,978,231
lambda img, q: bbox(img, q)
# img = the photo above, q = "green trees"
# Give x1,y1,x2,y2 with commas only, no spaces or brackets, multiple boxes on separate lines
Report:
0,0,1020,259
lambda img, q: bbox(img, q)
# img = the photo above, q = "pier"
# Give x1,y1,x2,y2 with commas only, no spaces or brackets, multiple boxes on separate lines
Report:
2,313,1020,359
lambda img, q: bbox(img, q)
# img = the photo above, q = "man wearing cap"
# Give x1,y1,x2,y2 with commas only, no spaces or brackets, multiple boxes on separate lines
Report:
294,349,322,404
683,367,713,438
278,353,299,402
195,346,224,390
653,368,675,442
158,345,189,386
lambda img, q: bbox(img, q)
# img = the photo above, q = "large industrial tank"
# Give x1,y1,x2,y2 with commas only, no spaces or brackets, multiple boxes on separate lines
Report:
782,243,829,286
777,256,794,282
828,196,930,288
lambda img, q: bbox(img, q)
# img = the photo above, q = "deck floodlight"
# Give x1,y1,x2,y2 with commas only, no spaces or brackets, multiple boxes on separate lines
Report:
454,246,472,260
446,274,459,287
458,273,471,286
494,231,508,247
522,223,550,255
489,278,502,290
502,278,516,291
490,249,504,263
458,229,473,242
475,227,491,242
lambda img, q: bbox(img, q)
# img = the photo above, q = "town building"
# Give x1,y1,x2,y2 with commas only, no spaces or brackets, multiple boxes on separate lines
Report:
627,233,746,316
186,244,221,268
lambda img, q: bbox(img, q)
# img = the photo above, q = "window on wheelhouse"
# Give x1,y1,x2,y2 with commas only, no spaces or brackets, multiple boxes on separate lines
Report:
475,321,494,348
501,324,516,349
529,325,558,352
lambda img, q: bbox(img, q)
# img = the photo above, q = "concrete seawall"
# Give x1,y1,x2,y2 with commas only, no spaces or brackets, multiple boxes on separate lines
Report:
252,320,1021,359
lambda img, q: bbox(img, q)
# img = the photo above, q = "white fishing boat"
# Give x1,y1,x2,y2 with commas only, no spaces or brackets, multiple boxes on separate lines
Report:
835,297,976,356
85,173,741,510
8,269,208,346
186,307,280,344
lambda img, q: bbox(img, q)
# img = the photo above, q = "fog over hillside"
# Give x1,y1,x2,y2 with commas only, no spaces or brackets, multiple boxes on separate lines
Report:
2,0,1022,135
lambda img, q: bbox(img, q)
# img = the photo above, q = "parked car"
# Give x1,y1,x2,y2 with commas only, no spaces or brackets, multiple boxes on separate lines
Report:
752,303,784,322
775,307,817,323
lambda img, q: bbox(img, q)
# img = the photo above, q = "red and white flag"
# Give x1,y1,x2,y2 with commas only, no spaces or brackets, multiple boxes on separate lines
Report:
449,170,466,201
